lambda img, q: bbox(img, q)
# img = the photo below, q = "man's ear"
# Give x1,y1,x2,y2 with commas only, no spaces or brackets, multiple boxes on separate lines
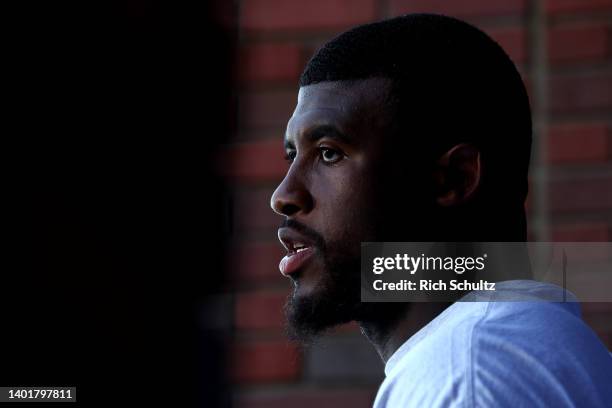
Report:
434,143,481,207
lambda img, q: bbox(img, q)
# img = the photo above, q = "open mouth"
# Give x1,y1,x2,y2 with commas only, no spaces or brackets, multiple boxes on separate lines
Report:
291,242,310,254
279,245,314,276
278,228,317,277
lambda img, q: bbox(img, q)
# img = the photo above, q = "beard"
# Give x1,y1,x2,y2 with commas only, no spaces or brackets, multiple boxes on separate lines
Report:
284,251,361,344
280,207,411,345
284,245,408,345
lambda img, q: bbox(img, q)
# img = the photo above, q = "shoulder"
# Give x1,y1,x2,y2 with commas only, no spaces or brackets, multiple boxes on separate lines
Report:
375,300,612,407
375,301,489,407
469,300,612,406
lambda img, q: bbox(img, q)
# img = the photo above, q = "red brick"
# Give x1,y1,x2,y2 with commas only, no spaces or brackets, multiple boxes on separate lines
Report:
593,331,611,349
526,228,537,241
235,291,287,330
231,340,301,383
584,308,612,331
547,123,609,164
549,72,612,114
240,0,377,31
546,243,610,264
229,241,285,282
487,27,527,64
550,222,610,241
549,23,610,63
240,90,296,129
390,0,527,17
545,0,612,15
548,177,612,213
221,138,287,182
239,43,303,83
236,388,377,408
581,302,612,314
233,187,284,232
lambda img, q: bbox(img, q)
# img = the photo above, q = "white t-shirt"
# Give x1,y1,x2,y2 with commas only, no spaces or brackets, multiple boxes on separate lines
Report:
373,280,612,407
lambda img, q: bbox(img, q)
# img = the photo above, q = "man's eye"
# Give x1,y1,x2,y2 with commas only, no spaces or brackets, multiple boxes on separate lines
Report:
284,150,296,162
319,147,343,164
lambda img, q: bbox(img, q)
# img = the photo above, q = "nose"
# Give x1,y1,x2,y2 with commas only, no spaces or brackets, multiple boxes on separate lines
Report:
270,166,313,217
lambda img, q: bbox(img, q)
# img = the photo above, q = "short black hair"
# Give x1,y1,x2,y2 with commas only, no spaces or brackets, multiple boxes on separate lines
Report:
300,14,532,240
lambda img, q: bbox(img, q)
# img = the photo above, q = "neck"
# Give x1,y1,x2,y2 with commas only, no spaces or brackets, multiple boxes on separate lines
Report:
358,302,450,363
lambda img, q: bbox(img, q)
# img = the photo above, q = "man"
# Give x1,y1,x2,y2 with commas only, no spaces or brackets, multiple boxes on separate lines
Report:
270,14,612,407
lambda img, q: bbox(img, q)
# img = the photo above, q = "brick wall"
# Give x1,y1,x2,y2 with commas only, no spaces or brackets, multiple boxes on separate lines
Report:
224,1,612,406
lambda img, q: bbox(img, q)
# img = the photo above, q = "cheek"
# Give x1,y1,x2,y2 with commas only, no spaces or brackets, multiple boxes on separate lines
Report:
312,168,377,247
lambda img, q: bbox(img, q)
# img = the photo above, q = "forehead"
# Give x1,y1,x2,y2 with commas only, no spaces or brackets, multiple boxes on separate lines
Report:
286,78,393,141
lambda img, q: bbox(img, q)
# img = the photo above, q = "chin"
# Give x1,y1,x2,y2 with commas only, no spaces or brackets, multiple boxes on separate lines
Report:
285,275,357,344
290,281,322,308
290,264,326,297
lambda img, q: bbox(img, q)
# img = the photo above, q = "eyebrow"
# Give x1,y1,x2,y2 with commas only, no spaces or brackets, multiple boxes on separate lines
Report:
284,124,350,150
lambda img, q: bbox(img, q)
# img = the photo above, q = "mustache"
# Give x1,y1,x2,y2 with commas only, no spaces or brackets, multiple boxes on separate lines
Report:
280,219,326,250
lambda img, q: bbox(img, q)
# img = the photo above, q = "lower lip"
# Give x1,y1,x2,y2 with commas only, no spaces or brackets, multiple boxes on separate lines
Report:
279,247,315,276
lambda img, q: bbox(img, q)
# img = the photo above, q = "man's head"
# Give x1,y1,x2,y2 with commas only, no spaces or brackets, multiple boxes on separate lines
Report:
270,14,532,342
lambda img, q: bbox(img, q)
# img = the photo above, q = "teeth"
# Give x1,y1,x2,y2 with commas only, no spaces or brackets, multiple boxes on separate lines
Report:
293,243,305,249
296,247,308,253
